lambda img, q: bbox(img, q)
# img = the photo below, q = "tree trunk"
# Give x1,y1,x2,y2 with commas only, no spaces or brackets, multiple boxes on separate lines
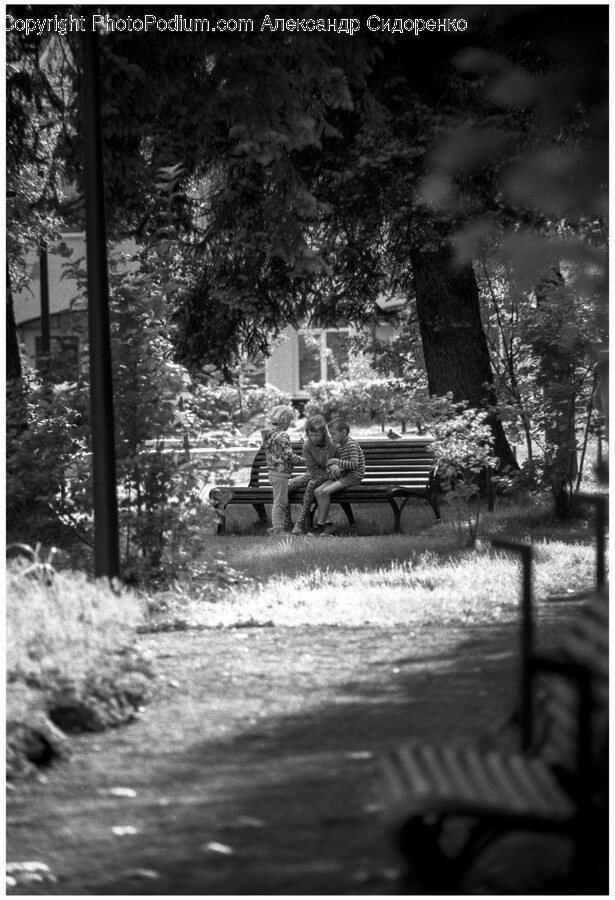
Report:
6,265,22,381
410,241,519,471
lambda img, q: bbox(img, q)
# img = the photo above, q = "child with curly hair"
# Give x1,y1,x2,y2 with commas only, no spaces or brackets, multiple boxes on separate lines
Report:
288,414,335,535
261,405,303,534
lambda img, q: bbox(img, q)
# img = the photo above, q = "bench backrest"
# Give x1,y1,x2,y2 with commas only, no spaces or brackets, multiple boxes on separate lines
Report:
248,438,434,489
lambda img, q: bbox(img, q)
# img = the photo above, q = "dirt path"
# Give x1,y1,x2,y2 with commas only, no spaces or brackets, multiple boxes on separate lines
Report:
7,615,567,895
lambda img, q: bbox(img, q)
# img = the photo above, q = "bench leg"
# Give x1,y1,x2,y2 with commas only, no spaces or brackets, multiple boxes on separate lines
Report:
388,496,404,533
253,503,269,526
397,816,504,893
398,817,460,893
429,491,441,520
340,502,355,526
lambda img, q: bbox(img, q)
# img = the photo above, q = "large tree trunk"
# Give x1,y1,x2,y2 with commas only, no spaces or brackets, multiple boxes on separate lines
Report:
410,241,518,471
533,269,578,516
6,265,22,381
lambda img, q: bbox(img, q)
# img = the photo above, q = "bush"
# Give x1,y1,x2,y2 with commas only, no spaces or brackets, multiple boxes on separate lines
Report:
420,394,499,545
304,372,429,432
6,366,89,549
304,378,390,426
197,382,291,430
6,554,153,776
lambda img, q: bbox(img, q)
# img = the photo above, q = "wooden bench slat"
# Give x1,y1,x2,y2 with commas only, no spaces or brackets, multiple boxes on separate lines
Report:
463,746,509,801
507,754,567,815
385,745,575,821
396,744,433,796
417,746,461,798
484,752,535,812
524,757,578,816
440,746,487,802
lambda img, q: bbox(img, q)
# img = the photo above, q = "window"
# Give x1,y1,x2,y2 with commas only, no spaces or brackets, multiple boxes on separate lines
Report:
298,329,350,387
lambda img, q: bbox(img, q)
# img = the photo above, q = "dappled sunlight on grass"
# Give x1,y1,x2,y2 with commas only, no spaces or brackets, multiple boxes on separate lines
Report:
170,538,597,630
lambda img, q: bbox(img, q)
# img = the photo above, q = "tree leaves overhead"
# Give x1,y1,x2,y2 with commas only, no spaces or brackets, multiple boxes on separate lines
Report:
7,5,607,379
417,6,608,279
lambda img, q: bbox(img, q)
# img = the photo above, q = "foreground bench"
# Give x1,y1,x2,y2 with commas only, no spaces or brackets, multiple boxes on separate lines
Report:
220,437,440,534
382,538,608,893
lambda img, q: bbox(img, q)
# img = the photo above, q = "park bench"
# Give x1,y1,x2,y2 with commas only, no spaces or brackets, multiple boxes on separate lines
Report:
381,522,609,893
219,437,440,534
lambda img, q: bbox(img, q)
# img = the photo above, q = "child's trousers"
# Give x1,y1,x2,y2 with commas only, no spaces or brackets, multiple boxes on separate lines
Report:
268,472,291,532
288,472,329,527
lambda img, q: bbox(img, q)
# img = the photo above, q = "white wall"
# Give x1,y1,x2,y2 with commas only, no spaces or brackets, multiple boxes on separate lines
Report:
13,233,138,365
265,327,299,395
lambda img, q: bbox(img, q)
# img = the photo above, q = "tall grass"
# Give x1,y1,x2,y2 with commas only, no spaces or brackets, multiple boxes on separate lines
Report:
7,568,146,686
7,565,152,750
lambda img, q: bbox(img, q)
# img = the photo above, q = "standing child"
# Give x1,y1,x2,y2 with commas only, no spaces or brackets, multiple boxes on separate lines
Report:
311,417,365,535
261,405,303,534
288,415,335,535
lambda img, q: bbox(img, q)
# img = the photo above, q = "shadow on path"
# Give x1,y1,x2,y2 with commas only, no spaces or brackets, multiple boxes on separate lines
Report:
7,616,572,895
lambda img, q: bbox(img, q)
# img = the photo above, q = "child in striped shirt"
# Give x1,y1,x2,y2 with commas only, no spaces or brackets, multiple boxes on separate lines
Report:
311,417,365,535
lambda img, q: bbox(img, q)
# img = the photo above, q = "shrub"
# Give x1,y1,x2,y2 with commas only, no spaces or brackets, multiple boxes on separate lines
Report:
7,552,153,777
197,382,291,430
6,364,89,549
303,362,429,432
420,394,499,546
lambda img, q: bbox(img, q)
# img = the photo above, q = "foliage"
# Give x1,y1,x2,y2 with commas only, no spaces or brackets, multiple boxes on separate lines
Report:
6,357,89,548
7,179,253,580
56,237,250,581
302,352,427,431
6,30,73,286
199,381,291,433
416,9,608,493
475,254,605,512
419,9,607,274
304,377,387,428
421,394,499,545
7,554,152,753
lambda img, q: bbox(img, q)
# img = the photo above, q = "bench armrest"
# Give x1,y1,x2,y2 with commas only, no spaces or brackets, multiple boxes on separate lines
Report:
528,653,594,801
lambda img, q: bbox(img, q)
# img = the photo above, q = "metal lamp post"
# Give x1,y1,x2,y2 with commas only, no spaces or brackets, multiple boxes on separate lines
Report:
81,23,120,579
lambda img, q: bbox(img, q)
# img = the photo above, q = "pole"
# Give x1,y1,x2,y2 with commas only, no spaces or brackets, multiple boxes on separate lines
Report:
81,24,120,579
39,240,51,356
492,539,534,750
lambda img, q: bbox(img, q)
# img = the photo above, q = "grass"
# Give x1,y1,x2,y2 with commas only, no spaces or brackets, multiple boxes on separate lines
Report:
151,499,602,630
7,562,153,758
7,566,146,686
7,495,604,760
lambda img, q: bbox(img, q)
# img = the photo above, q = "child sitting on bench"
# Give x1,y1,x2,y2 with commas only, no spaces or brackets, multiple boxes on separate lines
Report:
310,417,365,536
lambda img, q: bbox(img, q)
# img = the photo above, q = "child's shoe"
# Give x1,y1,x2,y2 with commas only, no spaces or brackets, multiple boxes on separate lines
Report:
291,523,305,535
320,522,337,536
306,523,324,536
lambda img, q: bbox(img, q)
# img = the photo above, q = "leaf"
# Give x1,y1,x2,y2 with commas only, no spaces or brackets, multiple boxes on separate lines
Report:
202,841,234,855
111,825,139,836
104,787,137,798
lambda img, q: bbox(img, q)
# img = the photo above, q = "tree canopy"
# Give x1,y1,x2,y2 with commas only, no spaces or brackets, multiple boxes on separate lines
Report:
7,5,607,439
